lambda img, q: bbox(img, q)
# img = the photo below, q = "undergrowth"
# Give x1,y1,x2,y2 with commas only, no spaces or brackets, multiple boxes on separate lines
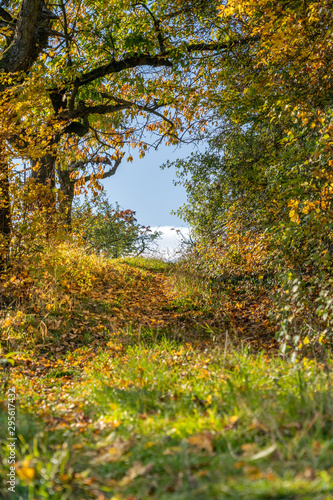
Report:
173,245,333,359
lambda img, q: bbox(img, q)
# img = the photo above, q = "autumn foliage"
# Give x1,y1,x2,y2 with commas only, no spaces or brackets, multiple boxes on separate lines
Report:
0,247,332,498
169,0,333,353
1,1,333,498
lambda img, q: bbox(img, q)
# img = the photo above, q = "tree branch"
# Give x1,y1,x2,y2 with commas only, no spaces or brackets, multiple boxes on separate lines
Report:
98,93,175,127
60,102,132,121
84,158,122,183
48,33,259,140
49,34,258,114
114,95,175,127
0,6,12,23
77,53,172,87
72,36,259,89
136,3,166,54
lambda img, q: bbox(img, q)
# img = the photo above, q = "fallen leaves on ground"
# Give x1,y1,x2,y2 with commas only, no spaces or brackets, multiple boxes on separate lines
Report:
1,248,332,499
187,430,215,453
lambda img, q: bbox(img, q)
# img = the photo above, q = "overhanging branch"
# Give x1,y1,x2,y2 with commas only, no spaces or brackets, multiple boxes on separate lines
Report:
77,54,172,87
84,158,122,183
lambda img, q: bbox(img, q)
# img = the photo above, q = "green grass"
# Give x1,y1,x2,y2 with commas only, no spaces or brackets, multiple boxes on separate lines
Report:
1,334,332,499
121,256,170,273
0,248,332,499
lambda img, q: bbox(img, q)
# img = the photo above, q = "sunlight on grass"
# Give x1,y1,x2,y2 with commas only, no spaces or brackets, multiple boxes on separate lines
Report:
1,332,332,499
0,246,332,499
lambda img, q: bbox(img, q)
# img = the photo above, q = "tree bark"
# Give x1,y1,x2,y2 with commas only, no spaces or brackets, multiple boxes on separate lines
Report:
31,154,56,188
58,166,75,229
0,0,56,269
0,0,53,75
0,151,11,273
29,153,59,238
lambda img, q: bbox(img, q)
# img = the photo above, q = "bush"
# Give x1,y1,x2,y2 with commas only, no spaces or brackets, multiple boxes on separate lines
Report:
72,192,161,258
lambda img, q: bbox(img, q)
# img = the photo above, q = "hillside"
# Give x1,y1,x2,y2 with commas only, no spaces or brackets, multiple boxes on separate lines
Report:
1,246,332,499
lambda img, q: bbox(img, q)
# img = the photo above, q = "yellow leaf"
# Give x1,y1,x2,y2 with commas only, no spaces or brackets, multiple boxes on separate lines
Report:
119,461,154,486
187,430,214,453
17,466,35,481
72,443,83,450
162,446,182,455
249,444,277,461
241,443,258,457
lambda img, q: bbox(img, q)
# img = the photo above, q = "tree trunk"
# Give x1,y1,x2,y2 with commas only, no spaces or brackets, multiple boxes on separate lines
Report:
31,154,77,231
31,154,56,188
58,167,75,230
0,0,56,269
29,154,58,240
0,152,11,272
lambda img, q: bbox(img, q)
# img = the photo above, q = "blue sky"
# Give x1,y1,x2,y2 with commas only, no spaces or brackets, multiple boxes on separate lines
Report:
101,143,197,228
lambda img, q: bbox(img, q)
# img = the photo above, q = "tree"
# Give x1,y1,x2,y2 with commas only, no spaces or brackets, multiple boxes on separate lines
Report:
73,192,161,258
214,0,333,266
0,0,60,270
171,0,333,346
172,0,333,266
1,0,261,256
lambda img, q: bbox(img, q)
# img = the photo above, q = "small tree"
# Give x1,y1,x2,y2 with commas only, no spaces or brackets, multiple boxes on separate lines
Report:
73,192,161,258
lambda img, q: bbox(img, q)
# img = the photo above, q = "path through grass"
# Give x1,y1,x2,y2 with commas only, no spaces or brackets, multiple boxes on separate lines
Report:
0,248,332,499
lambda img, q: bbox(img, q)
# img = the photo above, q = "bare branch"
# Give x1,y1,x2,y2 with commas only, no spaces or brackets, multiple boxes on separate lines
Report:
84,158,122,183
136,3,166,54
97,94,175,128
47,29,68,39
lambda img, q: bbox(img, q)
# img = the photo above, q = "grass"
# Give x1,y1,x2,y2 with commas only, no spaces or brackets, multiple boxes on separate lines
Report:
0,245,333,499
1,338,333,499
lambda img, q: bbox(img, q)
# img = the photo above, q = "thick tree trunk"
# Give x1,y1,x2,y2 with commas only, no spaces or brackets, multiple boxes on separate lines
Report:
30,154,58,239
31,154,76,230
0,0,56,267
31,154,56,188
0,153,11,272
58,167,75,229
